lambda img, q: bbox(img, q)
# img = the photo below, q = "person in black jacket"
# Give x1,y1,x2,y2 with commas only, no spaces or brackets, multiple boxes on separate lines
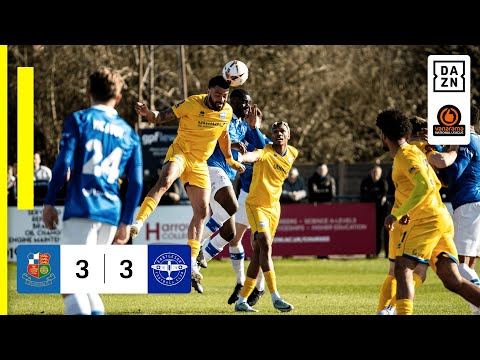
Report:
360,164,389,257
308,163,336,203
281,167,307,204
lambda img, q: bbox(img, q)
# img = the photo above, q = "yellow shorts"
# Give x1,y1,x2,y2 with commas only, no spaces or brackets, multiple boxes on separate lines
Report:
245,202,281,240
388,223,406,262
396,212,458,272
164,144,210,190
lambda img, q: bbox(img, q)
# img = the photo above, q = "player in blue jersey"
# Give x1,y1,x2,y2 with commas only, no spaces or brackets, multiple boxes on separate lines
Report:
192,89,266,293
42,67,143,315
444,104,480,315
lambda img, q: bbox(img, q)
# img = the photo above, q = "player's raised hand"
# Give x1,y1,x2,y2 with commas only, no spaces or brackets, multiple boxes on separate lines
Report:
113,223,131,245
134,102,150,117
245,104,262,129
42,205,59,230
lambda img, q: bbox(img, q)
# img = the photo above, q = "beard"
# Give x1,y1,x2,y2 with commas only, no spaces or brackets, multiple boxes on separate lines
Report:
383,143,389,152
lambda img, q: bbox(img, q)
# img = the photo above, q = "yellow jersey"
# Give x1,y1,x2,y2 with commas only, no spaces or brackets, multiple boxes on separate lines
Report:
391,140,443,212
171,94,232,162
409,140,440,162
391,143,448,220
246,144,298,207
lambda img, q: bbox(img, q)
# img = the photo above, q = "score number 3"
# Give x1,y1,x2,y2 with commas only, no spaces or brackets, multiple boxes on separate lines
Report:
75,259,133,279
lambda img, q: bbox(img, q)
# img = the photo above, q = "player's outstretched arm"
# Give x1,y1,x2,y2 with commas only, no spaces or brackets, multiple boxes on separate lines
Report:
245,105,267,149
239,150,261,163
218,129,245,173
134,102,179,125
428,145,459,169
43,115,77,230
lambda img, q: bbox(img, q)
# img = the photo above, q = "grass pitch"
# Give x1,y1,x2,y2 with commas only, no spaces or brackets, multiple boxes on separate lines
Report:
7,257,477,315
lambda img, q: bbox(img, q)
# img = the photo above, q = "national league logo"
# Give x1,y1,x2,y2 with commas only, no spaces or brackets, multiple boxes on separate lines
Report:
428,55,470,145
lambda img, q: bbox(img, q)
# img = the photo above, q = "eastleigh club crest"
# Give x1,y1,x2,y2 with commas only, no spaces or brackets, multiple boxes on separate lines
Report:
22,252,56,287
151,252,188,286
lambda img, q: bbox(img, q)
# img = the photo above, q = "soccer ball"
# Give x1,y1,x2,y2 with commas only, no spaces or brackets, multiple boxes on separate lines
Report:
222,60,248,87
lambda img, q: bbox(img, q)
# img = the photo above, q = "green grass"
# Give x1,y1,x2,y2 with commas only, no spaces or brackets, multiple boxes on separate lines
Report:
7,257,478,315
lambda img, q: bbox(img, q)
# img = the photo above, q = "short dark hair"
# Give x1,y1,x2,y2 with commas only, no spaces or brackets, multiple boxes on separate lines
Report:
409,116,427,135
271,121,290,134
230,88,249,99
472,104,479,126
376,109,412,141
208,75,230,89
88,66,123,102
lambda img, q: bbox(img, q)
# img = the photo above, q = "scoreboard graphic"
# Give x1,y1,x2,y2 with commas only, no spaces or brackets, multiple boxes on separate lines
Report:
16,244,192,294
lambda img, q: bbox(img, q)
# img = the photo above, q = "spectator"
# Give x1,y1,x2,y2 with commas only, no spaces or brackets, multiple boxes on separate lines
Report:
360,164,389,258
34,152,52,182
8,164,16,206
281,167,307,204
308,163,336,203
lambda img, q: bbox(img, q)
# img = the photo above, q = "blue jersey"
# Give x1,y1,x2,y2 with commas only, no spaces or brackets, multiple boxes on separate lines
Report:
207,114,266,182
239,135,272,193
444,132,480,210
44,105,143,226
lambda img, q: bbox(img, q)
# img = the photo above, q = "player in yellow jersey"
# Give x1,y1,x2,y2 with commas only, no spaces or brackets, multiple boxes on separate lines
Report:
232,121,298,312
377,115,459,314
131,76,245,284
376,109,480,315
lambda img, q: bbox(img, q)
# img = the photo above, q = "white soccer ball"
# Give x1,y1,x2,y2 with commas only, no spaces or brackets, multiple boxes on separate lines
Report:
222,60,248,87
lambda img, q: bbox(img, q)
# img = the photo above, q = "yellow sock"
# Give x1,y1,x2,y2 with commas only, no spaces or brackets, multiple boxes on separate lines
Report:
377,275,396,312
187,239,200,258
240,277,256,299
264,270,277,294
136,196,158,223
396,299,413,315
413,272,423,289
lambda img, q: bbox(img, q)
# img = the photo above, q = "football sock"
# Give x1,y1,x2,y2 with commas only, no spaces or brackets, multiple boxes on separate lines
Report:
264,270,278,294
388,272,422,308
413,272,423,289
256,270,265,291
238,276,256,303
187,239,200,268
201,204,231,242
136,196,157,223
64,294,91,315
229,243,245,285
87,293,105,315
396,299,413,315
458,263,480,314
204,234,229,262
377,275,396,312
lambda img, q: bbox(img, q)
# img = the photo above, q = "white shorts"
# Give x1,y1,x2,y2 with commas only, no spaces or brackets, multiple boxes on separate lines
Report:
452,202,480,257
62,218,117,245
209,166,233,203
444,202,454,217
235,189,250,227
